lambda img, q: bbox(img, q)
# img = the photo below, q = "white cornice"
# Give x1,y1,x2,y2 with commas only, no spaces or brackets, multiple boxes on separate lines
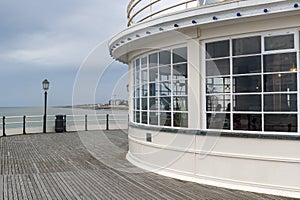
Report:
109,0,300,63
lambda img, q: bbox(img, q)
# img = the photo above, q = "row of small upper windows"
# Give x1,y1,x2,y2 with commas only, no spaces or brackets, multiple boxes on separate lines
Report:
135,47,187,68
206,34,295,59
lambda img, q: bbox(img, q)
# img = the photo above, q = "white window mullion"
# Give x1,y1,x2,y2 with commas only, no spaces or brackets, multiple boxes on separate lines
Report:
229,38,233,131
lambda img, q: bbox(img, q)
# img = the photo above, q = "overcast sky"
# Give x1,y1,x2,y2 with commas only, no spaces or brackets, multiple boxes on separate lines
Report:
0,0,128,107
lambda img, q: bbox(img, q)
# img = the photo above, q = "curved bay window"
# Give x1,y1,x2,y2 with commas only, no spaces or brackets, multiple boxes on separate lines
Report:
133,47,188,127
206,30,299,133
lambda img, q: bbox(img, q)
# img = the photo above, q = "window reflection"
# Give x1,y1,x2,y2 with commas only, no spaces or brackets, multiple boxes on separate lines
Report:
264,73,297,92
264,53,296,72
133,47,188,127
206,40,229,58
206,59,230,76
160,112,171,126
234,75,261,93
149,53,158,67
264,94,297,112
206,77,230,93
173,97,188,111
233,36,261,56
265,34,294,51
160,82,171,96
173,64,187,79
207,112,230,130
173,80,187,95
233,114,262,131
159,51,171,65
233,95,261,111
265,114,297,132
206,95,230,112
233,56,261,74
149,112,158,125
173,47,187,63
159,65,171,81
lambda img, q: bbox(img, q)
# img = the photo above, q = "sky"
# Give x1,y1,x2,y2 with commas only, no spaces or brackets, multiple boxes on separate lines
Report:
0,0,129,107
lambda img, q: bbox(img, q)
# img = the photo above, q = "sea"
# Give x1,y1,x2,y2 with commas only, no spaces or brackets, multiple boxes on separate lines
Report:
0,107,128,117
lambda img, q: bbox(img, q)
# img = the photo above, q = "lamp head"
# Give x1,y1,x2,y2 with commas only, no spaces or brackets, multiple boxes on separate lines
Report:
42,79,50,91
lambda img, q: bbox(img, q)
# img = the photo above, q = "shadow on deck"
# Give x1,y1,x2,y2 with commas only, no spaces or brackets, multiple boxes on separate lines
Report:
0,130,292,200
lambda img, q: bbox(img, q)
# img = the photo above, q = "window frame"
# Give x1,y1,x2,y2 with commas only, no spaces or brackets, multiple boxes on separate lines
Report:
132,45,189,128
203,29,299,134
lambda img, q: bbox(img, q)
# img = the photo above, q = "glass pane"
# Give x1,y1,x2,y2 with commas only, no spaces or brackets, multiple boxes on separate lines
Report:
141,56,147,68
173,64,187,79
160,112,171,126
174,113,188,127
233,36,261,56
265,34,294,51
264,114,297,132
264,73,297,92
149,53,158,67
141,70,147,83
141,84,147,96
160,96,171,111
206,40,229,58
264,53,296,72
173,80,187,95
207,113,230,130
233,56,261,74
173,47,187,63
173,96,188,111
264,94,297,112
159,65,171,81
233,95,261,111
206,77,230,93
149,83,158,96
159,50,171,65
141,98,148,110
206,59,230,76
149,98,159,110
234,75,261,93
141,111,148,124
136,98,140,110
149,112,158,125
149,67,158,82
135,111,140,123
206,95,231,112
160,82,171,96
233,114,262,131
135,86,140,97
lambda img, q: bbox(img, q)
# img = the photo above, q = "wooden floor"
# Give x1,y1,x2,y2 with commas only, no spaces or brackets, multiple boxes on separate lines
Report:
0,130,293,200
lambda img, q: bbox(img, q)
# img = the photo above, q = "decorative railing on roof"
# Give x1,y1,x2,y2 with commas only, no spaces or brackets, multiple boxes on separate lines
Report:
127,0,234,26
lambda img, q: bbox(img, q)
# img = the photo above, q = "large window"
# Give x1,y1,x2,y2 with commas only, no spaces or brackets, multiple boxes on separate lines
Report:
205,31,299,133
133,47,188,127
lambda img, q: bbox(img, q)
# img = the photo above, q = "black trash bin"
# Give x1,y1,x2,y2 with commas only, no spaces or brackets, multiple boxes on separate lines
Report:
55,115,66,132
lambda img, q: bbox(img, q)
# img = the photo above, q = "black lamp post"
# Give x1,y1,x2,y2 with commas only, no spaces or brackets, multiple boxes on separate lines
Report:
42,79,49,133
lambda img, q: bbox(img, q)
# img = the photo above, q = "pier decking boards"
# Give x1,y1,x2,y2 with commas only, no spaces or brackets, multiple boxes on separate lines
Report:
0,131,291,200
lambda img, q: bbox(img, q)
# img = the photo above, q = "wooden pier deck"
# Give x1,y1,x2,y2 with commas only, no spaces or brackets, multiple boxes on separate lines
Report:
0,130,293,200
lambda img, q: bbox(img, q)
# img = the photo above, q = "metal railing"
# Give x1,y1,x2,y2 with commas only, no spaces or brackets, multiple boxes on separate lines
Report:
127,0,232,26
0,114,129,137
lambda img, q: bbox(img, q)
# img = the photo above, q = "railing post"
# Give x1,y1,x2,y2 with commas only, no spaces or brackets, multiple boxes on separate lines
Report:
85,114,88,131
3,116,6,137
23,116,26,134
106,114,109,130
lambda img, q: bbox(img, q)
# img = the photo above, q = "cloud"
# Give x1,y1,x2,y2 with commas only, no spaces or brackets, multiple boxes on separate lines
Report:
0,0,127,69
0,0,129,106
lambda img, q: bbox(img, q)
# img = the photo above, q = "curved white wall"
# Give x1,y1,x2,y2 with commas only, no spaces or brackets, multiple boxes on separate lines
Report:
127,125,300,198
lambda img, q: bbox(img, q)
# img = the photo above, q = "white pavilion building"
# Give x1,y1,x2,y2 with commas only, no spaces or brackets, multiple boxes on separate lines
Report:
109,0,300,198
